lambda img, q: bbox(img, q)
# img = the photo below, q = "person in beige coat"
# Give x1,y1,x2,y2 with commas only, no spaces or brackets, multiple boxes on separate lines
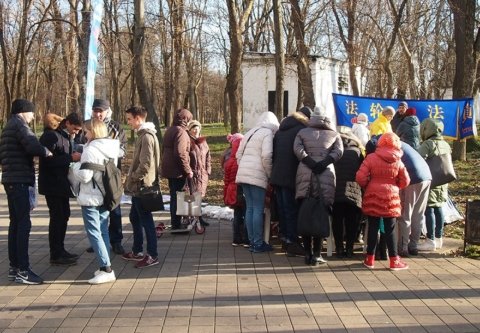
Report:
123,106,161,269
236,111,279,253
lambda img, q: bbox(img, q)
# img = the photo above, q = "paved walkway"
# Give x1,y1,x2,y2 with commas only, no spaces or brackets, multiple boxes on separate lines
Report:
1,190,480,333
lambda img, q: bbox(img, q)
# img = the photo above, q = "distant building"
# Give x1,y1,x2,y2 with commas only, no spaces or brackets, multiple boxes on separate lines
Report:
241,52,360,129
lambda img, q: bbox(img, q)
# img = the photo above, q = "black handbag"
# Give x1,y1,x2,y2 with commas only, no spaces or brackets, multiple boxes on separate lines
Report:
297,174,331,238
138,183,164,212
426,142,457,187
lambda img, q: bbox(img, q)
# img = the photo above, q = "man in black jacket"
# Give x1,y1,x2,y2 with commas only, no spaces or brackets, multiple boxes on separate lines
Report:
0,99,52,284
39,112,83,266
270,106,312,257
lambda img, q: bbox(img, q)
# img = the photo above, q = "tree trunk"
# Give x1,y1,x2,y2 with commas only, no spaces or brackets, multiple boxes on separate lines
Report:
449,0,475,161
77,0,91,116
133,0,161,141
273,0,285,119
0,2,12,119
226,0,254,133
331,0,359,96
289,0,315,108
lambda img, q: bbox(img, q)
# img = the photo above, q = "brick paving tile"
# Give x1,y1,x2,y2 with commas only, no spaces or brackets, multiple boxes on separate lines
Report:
2,189,480,333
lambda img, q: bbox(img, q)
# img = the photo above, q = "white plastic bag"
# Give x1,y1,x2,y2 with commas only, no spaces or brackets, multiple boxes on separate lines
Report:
443,196,463,224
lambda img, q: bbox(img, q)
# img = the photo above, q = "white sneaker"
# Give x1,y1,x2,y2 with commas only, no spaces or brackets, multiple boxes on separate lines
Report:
435,237,443,249
88,270,116,284
417,239,436,251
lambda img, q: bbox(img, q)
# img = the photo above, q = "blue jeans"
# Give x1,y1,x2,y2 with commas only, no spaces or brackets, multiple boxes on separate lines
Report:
129,197,158,257
168,178,186,228
275,186,298,243
425,206,444,240
5,184,31,270
82,206,111,268
241,184,266,247
109,204,123,245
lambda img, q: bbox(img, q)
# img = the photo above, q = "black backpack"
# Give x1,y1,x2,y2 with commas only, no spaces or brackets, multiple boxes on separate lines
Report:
80,159,123,211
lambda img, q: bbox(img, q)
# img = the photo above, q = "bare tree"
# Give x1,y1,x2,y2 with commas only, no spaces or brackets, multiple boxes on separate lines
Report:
226,0,254,133
273,0,284,119
331,0,359,96
448,0,475,161
133,0,161,139
289,0,315,108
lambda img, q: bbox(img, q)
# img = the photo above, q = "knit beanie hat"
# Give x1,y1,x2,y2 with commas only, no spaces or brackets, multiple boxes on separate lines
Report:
92,99,110,111
298,106,313,119
188,120,202,131
405,107,416,116
399,101,408,108
11,99,35,114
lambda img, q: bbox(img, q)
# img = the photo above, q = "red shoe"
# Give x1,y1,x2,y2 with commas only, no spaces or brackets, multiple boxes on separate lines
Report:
122,252,144,261
363,254,375,269
135,255,159,269
389,256,409,271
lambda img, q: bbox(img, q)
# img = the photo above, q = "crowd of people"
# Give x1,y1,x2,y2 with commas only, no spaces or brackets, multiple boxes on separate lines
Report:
223,101,453,271
0,100,210,285
0,97,453,285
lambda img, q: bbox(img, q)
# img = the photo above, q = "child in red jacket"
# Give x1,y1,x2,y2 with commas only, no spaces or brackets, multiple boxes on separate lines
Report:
223,133,248,247
356,132,410,270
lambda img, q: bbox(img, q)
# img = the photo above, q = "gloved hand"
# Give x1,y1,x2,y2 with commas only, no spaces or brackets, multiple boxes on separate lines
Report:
313,156,335,174
302,156,316,169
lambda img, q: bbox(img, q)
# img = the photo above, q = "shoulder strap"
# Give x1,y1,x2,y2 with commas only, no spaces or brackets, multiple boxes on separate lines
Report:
240,128,261,157
80,162,106,171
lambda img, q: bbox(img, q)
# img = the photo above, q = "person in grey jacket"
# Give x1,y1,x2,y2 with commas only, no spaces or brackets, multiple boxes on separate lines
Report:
294,108,343,266
0,99,52,285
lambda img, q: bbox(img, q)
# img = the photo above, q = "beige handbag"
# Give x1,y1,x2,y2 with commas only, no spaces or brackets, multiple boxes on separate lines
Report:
176,190,202,216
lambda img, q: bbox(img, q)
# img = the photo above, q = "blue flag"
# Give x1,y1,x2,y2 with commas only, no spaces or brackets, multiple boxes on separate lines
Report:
332,93,475,139
84,0,104,120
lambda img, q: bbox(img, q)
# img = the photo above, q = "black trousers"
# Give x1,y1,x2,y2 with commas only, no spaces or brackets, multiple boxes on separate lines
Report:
46,195,71,260
366,216,397,257
332,202,362,251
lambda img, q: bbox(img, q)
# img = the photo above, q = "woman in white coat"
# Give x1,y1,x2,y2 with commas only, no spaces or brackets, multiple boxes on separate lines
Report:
236,111,279,253
72,119,119,284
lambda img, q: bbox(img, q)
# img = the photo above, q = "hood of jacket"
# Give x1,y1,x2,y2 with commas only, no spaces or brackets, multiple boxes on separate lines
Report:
308,115,335,131
257,111,279,132
230,135,242,157
86,137,120,160
375,132,402,163
340,131,362,149
172,108,193,128
138,122,157,134
279,112,309,131
421,118,444,141
403,115,420,127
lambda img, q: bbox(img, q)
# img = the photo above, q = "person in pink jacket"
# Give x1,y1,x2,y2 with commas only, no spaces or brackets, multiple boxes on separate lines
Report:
355,132,410,271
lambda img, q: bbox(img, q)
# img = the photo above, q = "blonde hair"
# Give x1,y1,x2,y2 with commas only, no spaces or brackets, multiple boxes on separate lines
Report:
84,118,108,139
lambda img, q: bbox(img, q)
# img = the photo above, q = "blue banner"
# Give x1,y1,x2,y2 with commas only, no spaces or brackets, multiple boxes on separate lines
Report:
84,0,104,120
332,93,475,139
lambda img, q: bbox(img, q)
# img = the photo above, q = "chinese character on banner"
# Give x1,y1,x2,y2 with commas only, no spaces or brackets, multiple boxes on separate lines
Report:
345,100,358,115
369,103,383,119
428,105,444,119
